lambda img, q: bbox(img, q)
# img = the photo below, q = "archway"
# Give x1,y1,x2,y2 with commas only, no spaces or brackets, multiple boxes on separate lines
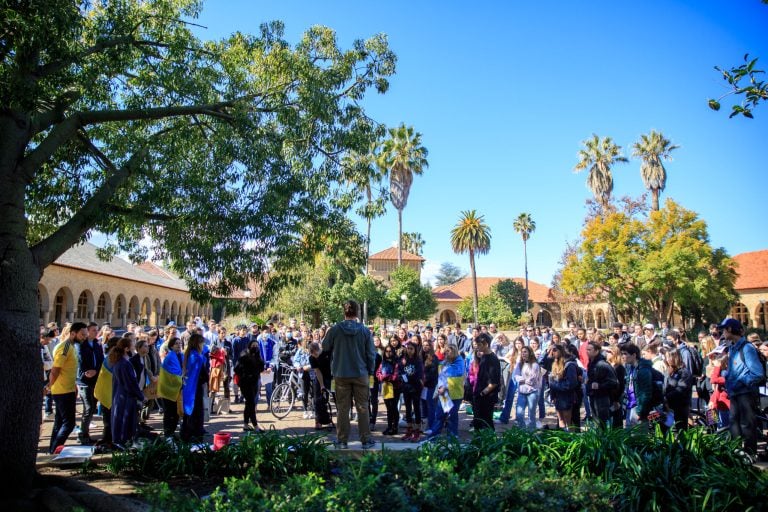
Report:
38,283,51,325
596,309,606,329
756,301,767,331
53,287,74,326
76,289,95,322
584,309,595,329
536,309,553,327
114,294,127,327
162,300,170,325
140,297,151,326
96,291,112,323
129,296,140,323
729,303,750,327
438,309,457,326
171,301,178,325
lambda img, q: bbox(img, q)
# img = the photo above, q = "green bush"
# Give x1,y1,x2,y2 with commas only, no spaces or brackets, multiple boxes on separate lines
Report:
123,427,768,512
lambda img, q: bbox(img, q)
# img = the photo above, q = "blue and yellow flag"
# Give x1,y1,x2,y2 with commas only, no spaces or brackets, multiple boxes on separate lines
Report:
182,350,204,416
94,360,113,409
158,352,183,402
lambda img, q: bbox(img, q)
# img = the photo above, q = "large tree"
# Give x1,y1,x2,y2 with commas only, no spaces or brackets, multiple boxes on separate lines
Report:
574,134,628,210
512,212,535,312
632,130,679,211
560,199,737,326
434,261,466,286
0,0,396,496
379,265,437,322
450,210,491,325
378,124,428,266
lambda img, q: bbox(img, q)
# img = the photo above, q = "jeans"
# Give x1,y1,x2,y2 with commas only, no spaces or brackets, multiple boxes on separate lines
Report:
422,385,436,429
730,392,758,455
369,381,380,425
162,398,179,437
516,391,537,429
403,389,421,425
472,393,495,431
77,384,97,438
498,379,517,423
50,392,77,453
335,376,371,443
537,377,548,419
431,397,460,437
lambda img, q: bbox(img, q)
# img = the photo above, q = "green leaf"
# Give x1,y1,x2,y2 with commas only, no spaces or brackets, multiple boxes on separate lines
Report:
708,99,721,111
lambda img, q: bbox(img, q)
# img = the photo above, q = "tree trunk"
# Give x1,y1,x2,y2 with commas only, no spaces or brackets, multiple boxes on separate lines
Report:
469,250,478,325
523,239,529,312
363,216,371,324
0,226,43,498
397,208,403,267
652,188,660,211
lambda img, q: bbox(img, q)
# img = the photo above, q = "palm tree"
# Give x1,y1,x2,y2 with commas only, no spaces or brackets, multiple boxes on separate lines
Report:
513,213,536,312
632,130,679,211
574,134,628,209
341,143,387,273
379,124,428,266
401,231,425,256
450,210,491,325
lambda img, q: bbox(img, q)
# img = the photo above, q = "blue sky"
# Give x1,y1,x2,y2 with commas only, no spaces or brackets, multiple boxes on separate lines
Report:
194,0,768,287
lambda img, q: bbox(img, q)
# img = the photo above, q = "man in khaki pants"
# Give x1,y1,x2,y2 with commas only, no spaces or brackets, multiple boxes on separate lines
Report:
322,300,376,449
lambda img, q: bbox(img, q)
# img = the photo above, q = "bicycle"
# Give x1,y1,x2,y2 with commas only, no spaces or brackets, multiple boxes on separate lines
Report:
270,363,314,419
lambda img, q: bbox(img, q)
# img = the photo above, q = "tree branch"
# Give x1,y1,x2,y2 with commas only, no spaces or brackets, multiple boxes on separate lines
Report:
30,147,147,270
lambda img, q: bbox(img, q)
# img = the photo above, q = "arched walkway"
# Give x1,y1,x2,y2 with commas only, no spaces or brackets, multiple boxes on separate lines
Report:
438,309,457,326
536,309,553,327
730,302,750,327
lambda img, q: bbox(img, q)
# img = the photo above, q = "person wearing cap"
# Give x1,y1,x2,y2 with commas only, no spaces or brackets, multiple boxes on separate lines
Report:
721,318,764,458
639,324,660,350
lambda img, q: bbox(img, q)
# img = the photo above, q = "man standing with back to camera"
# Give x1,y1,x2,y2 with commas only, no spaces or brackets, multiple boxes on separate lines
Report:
322,299,376,449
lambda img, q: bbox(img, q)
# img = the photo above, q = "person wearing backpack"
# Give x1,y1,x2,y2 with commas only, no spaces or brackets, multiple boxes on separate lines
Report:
721,318,765,458
669,329,706,408
621,343,660,429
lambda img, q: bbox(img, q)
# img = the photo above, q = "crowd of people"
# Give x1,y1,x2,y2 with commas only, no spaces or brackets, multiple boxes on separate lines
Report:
40,306,768,459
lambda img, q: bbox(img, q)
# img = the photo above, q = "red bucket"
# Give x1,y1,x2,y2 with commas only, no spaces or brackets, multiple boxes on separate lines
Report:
213,432,231,451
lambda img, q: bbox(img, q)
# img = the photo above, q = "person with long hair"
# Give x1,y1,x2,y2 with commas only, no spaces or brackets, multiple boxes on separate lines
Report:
605,345,626,428
180,333,209,442
709,352,731,429
369,338,383,431
388,335,404,358
397,341,424,441
421,338,438,435
662,346,694,432
234,340,265,432
434,333,448,362
496,336,524,424
548,344,579,430
157,337,183,438
377,344,400,435
109,337,145,448
93,336,120,446
514,346,541,429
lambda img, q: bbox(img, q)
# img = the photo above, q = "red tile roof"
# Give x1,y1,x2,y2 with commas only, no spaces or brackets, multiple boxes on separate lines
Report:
733,249,768,291
369,247,425,262
433,277,555,303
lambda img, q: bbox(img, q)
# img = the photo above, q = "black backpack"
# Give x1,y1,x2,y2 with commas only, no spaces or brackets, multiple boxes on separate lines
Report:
649,367,665,408
683,344,703,377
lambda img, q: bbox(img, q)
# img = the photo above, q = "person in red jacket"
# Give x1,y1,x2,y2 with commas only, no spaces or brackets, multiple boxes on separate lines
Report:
709,350,731,428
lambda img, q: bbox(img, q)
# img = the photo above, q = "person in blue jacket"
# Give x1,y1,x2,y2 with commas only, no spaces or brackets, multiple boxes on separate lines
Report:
721,318,765,457
109,338,145,448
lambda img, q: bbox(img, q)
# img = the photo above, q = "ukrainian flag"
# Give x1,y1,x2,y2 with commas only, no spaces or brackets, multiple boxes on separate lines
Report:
94,360,113,409
158,352,183,402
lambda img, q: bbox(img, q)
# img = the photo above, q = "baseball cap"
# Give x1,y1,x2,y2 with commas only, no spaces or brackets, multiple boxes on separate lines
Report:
718,318,742,331
707,344,728,357
167,321,176,327
643,323,655,331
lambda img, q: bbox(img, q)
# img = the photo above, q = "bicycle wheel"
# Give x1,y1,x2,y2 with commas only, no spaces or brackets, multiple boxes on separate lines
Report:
271,383,295,419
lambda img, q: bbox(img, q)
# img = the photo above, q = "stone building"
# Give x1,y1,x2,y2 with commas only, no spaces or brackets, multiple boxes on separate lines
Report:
38,242,211,329
730,249,768,330
432,277,560,327
367,247,425,282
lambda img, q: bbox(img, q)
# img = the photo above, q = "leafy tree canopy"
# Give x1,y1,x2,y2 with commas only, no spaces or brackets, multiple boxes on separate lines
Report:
494,279,527,316
559,199,737,325
6,0,396,302
379,265,437,322
457,283,520,329
434,261,466,286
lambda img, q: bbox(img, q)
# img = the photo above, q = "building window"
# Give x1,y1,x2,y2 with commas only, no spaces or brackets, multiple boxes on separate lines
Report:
730,302,750,326
116,297,124,318
96,294,107,319
77,292,88,319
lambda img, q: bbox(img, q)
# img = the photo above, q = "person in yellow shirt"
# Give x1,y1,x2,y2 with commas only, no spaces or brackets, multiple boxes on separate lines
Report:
46,322,87,454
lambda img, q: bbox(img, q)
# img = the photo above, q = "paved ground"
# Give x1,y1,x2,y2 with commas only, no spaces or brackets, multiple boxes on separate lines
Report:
37,390,559,459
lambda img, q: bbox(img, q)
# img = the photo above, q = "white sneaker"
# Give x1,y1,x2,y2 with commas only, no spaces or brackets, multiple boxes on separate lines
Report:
459,403,467,411
303,411,310,419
